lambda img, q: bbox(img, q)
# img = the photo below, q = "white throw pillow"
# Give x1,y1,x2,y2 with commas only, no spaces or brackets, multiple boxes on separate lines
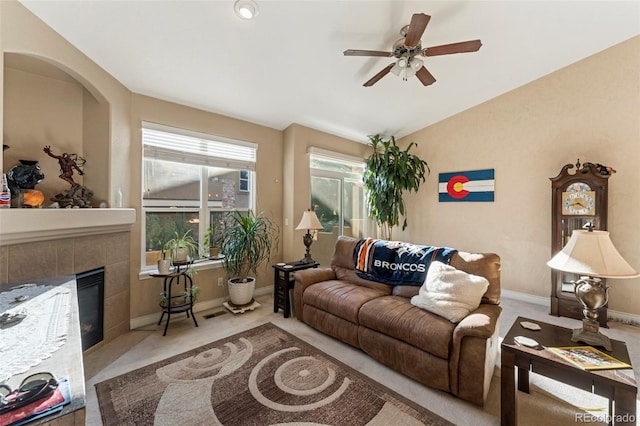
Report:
411,261,489,323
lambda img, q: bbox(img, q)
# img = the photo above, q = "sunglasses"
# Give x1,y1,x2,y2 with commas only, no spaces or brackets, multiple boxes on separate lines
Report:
0,372,58,414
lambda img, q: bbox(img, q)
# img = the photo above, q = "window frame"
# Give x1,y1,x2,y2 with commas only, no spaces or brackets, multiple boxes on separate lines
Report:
308,147,369,238
239,170,250,192
140,123,256,275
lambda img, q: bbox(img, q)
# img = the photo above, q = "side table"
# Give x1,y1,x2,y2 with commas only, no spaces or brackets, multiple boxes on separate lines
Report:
151,261,199,336
501,316,636,425
272,261,319,318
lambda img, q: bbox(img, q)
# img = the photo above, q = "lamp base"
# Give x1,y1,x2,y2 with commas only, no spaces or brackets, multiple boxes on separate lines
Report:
300,232,315,264
571,318,612,351
569,276,612,351
299,254,315,264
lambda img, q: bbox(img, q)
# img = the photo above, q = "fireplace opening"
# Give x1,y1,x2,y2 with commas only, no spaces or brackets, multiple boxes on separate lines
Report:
76,267,105,351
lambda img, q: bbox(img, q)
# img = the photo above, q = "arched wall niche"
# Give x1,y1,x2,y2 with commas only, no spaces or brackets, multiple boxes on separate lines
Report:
3,52,110,204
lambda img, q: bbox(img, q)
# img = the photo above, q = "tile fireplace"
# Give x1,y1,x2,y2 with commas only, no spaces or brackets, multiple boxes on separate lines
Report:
0,221,133,349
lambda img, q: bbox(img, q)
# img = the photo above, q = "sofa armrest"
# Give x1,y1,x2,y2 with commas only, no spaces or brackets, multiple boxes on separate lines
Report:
293,267,336,322
449,304,502,405
453,304,501,341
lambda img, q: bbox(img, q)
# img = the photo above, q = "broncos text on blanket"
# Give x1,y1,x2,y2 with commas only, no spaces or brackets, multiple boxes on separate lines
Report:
353,238,457,286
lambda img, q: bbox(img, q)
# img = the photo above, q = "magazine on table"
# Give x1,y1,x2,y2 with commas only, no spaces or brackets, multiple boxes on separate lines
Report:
546,346,631,370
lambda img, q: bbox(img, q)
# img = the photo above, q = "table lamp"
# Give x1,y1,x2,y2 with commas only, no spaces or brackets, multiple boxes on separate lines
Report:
295,210,324,264
547,227,639,351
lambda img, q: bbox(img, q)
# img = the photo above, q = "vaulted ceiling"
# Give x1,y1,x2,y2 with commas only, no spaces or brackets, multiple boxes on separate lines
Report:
19,1,640,142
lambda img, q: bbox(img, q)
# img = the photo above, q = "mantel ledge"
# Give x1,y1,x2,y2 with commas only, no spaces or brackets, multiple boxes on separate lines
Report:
0,208,136,246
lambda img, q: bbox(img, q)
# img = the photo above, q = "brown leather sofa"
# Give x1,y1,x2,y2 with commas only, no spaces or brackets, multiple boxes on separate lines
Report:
293,236,502,406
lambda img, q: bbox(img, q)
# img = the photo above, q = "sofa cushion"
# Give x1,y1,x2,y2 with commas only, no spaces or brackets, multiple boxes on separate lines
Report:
334,265,393,293
331,235,359,270
411,261,489,323
450,252,501,305
391,285,420,298
358,295,455,359
302,306,360,348
331,236,393,292
302,280,389,324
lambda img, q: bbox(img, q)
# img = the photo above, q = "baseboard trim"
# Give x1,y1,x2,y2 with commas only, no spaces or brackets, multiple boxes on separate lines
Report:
501,289,640,326
130,285,273,329
501,290,549,307
607,310,640,327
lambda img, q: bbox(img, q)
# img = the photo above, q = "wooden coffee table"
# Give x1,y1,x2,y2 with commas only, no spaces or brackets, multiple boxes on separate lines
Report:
501,316,637,425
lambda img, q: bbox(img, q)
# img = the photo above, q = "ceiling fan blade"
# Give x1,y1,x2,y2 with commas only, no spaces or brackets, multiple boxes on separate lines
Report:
422,40,482,56
343,49,393,57
363,64,394,87
415,66,436,86
404,13,431,48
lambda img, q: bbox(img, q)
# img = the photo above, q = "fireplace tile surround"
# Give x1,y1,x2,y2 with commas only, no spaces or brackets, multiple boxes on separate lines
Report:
0,216,134,348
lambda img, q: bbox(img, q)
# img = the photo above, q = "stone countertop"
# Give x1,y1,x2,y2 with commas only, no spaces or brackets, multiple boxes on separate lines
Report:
0,275,85,425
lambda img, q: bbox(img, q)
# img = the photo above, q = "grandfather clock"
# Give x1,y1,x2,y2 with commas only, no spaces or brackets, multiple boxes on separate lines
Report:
550,160,610,326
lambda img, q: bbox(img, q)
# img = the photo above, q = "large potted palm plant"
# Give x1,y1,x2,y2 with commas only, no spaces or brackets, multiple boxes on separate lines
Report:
363,134,429,240
218,210,279,306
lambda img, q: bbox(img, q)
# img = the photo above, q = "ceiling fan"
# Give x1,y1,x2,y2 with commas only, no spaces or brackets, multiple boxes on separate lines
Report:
343,13,482,87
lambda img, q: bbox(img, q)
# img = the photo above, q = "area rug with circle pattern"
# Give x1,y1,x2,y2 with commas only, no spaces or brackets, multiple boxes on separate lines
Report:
95,322,452,425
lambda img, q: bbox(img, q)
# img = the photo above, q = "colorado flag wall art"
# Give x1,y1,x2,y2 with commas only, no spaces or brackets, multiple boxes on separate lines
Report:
438,169,495,202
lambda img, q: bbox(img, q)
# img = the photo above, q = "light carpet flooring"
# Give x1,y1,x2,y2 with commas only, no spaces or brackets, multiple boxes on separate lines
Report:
83,295,639,425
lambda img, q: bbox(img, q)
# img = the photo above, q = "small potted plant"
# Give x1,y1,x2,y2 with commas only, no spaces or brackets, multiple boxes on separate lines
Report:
163,229,198,264
204,222,221,258
160,285,200,307
217,210,279,306
157,249,172,275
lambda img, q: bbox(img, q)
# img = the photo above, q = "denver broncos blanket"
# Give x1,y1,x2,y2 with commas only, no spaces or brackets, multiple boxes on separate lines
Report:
353,238,457,286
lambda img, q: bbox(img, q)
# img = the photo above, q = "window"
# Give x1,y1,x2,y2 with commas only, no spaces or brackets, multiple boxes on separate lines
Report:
309,148,369,266
239,170,250,192
142,123,256,269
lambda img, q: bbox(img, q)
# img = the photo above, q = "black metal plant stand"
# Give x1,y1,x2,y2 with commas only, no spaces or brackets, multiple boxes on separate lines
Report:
151,261,198,336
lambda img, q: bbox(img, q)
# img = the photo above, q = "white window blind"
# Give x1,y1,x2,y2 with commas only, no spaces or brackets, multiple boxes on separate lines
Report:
142,123,257,171
308,147,364,169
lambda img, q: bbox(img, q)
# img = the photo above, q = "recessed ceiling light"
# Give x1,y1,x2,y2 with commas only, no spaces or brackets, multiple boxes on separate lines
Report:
234,0,259,20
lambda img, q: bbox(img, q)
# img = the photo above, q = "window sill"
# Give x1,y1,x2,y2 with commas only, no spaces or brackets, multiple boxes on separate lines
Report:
138,258,224,280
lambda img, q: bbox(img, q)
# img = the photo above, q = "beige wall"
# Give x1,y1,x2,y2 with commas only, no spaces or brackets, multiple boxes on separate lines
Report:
129,94,285,319
82,89,110,203
396,36,640,315
0,0,132,208
3,66,85,198
281,123,370,261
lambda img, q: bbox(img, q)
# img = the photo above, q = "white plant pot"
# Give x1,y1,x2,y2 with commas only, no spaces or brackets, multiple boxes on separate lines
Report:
228,277,255,306
173,247,189,263
157,259,171,275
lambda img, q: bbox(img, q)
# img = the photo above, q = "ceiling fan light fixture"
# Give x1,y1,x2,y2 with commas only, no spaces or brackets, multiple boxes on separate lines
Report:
390,62,402,77
234,0,259,20
409,57,423,71
391,57,415,81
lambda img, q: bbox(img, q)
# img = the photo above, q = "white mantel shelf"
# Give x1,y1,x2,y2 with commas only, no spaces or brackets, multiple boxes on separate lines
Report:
0,208,136,246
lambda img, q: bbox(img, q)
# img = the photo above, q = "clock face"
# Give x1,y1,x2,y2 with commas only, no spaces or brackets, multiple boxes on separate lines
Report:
562,191,596,215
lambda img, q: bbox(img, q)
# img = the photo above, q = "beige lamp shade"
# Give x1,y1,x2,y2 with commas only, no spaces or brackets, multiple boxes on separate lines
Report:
547,230,639,278
296,210,324,231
